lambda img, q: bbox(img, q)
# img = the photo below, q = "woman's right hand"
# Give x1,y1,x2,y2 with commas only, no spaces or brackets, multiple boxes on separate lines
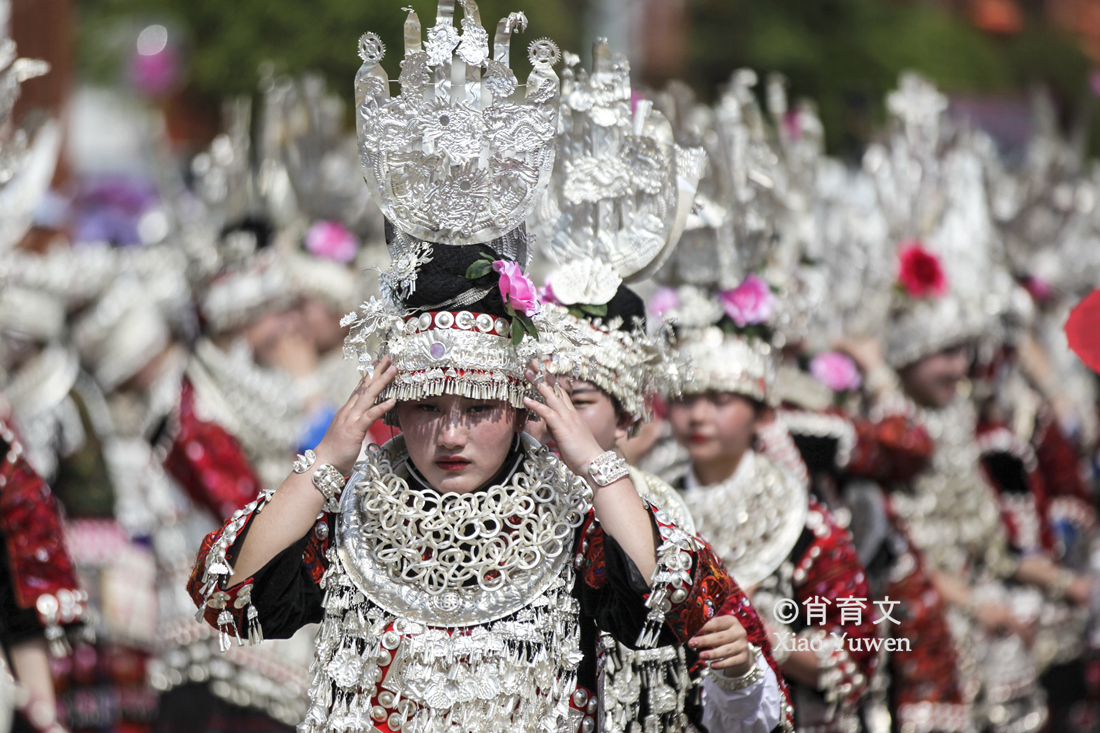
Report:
313,356,397,474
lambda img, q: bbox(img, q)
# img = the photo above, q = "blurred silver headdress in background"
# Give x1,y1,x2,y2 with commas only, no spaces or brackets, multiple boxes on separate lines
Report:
261,73,383,240
863,73,995,368
0,0,56,252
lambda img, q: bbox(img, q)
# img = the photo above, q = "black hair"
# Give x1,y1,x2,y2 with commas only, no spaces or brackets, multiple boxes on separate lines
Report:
220,216,274,250
603,285,646,332
403,242,512,319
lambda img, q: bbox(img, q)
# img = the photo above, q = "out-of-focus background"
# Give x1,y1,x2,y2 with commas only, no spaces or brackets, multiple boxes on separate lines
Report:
11,0,1100,191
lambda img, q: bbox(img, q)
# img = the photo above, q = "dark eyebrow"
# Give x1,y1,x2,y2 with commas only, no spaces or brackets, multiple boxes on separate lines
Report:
570,386,599,395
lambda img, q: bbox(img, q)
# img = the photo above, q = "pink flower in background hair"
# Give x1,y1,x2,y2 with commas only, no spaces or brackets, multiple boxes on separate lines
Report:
782,110,803,141
719,274,775,327
305,221,358,263
648,287,681,319
1021,275,1052,303
810,352,862,392
538,277,561,306
493,261,541,317
897,242,948,298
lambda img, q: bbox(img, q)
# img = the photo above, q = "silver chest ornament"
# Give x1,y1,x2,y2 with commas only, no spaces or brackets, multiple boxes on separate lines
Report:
301,435,596,733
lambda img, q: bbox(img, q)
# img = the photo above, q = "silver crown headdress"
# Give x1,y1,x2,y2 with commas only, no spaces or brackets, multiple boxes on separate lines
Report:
760,75,895,352
647,73,784,405
262,73,383,239
709,69,787,282
650,81,735,292
191,99,283,237
530,40,705,305
354,0,559,249
526,41,703,420
344,2,587,409
259,74,376,315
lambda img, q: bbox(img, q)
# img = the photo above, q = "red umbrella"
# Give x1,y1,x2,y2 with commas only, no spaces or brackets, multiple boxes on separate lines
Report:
1066,288,1100,374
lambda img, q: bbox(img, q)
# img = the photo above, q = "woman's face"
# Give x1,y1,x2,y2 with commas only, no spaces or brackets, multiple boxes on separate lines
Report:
299,297,348,355
899,343,971,409
396,394,524,494
667,391,759,469
566,380,631,453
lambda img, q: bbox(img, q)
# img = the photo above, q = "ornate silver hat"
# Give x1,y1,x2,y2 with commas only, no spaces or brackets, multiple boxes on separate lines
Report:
354,0,559,247
863,74,996,368
530,40,705,302
343,293,592,410
540,302,679,422
0,285,64,342
199,252,296,334
72,277,171,392
674,322,775,404
343,2,589,409
528,40,702,421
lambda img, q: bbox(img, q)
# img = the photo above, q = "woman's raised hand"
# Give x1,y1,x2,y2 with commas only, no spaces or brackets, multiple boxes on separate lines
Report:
522,363,604,479
314,356,397,474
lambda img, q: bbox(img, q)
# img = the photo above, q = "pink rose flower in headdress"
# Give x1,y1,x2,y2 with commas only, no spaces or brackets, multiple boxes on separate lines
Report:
648,287,681,320
897,242,948,298
305,220,358,264
719,274,775,327
493,261,541,317
810,351,862,393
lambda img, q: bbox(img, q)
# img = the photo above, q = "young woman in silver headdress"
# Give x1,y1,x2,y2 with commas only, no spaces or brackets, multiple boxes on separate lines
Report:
659,280,878,733
534,281,793,733
186,4,732,730
187,242,732,733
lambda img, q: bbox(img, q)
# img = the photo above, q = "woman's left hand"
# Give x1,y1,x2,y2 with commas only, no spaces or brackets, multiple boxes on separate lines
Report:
523,364,605,479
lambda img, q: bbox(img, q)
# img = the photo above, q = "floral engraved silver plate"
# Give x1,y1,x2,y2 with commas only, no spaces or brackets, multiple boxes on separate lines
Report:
336,434,591,627
354,0,560,245
530,40,705,290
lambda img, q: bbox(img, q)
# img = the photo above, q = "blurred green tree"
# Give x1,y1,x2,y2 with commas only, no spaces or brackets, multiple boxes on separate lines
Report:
79,0,585,101
79,0,1093,153
687,0,1091,154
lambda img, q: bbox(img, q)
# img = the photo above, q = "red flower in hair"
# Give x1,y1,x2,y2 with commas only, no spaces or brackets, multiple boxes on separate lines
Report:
897,242,948,298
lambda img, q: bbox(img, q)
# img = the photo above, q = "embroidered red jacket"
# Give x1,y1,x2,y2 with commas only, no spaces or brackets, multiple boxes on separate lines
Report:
0,416,86,643
162,378,265,521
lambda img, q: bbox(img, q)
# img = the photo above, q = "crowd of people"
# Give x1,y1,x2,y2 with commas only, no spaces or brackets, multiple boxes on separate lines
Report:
2,2,1100,733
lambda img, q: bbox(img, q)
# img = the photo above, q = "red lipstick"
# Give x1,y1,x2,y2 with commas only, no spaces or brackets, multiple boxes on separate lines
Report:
435,457,471,471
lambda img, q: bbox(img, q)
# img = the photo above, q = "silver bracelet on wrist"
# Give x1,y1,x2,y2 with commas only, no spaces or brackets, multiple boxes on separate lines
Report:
293,450,317,474
710,644,764,692
586,450,629,487
312,464,347,512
